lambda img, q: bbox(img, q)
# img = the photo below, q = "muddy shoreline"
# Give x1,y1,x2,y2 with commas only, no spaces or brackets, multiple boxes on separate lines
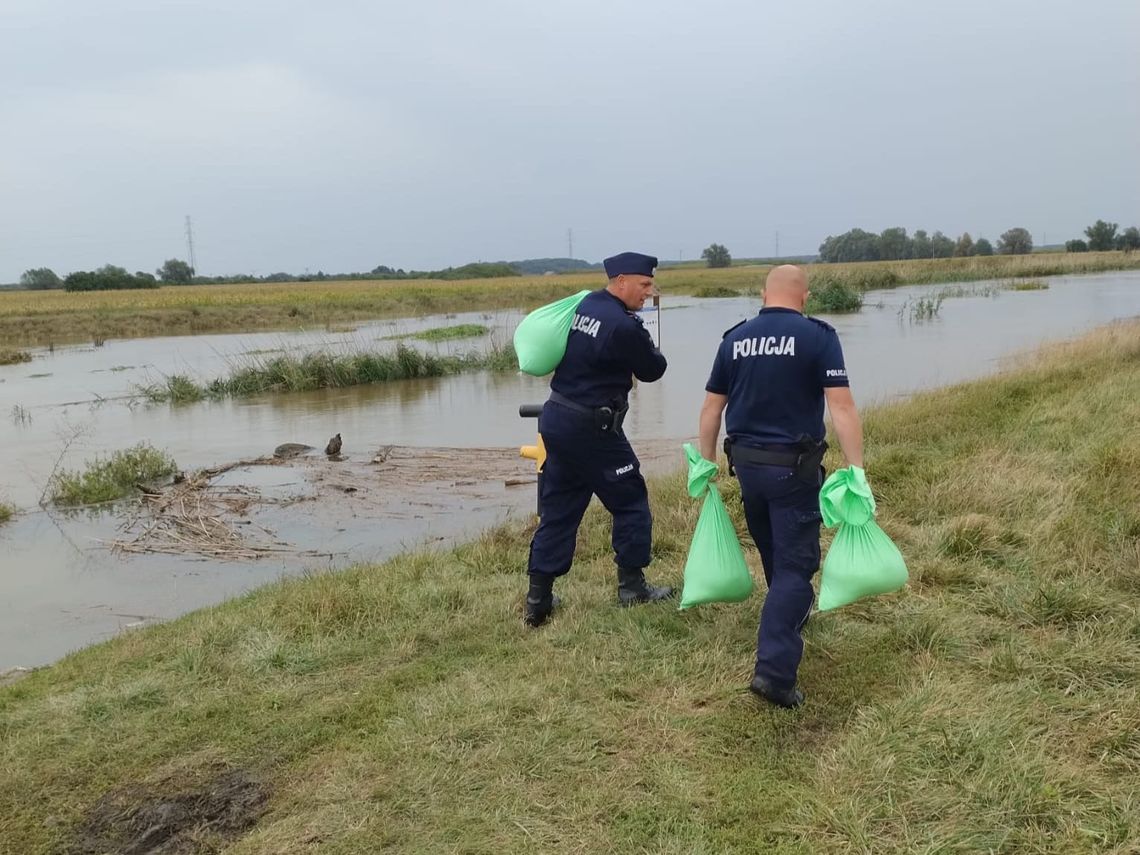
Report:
0,439,689,673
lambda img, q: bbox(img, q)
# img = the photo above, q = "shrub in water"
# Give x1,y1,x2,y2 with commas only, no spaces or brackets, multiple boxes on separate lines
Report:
50,443,177,506
805,279,863,314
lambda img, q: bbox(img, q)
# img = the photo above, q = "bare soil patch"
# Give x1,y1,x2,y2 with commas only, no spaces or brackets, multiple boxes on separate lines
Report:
68,767,267,855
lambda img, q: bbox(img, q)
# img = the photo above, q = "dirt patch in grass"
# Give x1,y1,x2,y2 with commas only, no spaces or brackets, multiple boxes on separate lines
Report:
68,767,268,855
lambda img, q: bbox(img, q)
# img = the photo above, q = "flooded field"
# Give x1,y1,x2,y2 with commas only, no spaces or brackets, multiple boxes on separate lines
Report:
2,270,1139,669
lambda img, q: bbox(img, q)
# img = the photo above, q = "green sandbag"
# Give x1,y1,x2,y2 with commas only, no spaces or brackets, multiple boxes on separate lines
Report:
513,289,591,376
679,443,754,609
817,466,908,611
684,441,718,498
819,464,876,527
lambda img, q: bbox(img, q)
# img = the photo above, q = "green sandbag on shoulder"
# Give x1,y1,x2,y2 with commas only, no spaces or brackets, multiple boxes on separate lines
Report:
513,290,591,376
817,466,908,611
679,443,754,609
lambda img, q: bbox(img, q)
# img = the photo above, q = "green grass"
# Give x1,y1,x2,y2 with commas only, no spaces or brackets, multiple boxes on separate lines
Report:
389,323,490,341
2,252,1137,347
0,501,14,524
157,374,206,403
139,342,517,402
1010,279,1050,291
898,295,945,322
692,285,741,298
933,283,1003,299
0,347,32,365
49,443,178,506
805,279,864,314
3,322,1140,852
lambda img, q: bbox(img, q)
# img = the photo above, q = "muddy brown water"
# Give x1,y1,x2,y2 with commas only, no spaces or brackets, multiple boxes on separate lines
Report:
2,271,1139,670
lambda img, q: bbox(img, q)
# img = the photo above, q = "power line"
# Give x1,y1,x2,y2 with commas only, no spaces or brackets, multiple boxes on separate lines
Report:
185,215,197,274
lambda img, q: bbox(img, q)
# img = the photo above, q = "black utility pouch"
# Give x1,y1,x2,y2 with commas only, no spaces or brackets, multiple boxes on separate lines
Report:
794,439,828,483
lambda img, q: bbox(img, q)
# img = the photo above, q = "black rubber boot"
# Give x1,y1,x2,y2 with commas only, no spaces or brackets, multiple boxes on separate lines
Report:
617,567,674,607
749,676,805,709
524,574,560,627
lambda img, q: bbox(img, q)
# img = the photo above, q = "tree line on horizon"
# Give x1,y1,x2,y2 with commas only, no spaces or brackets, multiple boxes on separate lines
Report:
1064,220,1140,254
812,221,1139,265
11,257,608,291
12,221,1140,289
819,228,1001,262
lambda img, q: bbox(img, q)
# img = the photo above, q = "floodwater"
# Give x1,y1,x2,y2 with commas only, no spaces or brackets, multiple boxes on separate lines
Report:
2,270,1139,670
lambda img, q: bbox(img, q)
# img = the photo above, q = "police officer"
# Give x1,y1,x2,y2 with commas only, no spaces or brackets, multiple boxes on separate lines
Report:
697,265,864,707
524,252,673,627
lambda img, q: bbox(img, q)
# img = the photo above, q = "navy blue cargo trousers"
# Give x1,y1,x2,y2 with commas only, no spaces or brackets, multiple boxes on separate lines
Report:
527,402,652,577
734,462,823,690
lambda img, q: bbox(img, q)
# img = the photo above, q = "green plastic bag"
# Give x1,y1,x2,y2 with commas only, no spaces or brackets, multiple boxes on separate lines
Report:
513,290,591,376
817,466,908,611
679,443,755,609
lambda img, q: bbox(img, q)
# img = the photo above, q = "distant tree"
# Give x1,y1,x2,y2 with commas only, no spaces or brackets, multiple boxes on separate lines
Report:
94,265,136,288
878,227,911,260
974,237,994,256
931,231,956,258
19,267,62,290
1065,239,1090,253
135,271,157,285
701,243,732,268
911,229,932,259
1084,219,1118,252
997,227,1033,255
157,258,194,284
64,264,159,291
954,232,975,257
818,229,880,263
371,264,396,275
1117,226,1140,252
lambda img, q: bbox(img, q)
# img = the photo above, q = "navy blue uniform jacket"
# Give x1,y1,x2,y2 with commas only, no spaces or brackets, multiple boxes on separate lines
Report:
706,307,849,447
550,289,666,407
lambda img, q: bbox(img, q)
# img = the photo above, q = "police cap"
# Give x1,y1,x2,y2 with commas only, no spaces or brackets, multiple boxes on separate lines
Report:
603,252,657,279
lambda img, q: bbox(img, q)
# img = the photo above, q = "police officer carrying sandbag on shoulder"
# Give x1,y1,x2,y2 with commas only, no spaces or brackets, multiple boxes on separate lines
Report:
697,264,865,707
524,252,673,627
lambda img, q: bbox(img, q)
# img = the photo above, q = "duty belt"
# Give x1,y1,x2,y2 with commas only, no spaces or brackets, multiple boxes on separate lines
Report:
548,391,628,433
723,435,828,482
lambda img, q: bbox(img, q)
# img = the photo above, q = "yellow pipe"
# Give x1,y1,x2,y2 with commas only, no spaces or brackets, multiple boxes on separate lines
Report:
519,434,546,473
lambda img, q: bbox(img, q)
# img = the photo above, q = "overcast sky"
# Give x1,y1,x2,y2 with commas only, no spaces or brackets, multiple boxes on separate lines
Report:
2,0,1137,280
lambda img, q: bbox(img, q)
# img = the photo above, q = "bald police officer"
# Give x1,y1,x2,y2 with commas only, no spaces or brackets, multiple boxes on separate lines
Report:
697,265,864,707
524,252,673,627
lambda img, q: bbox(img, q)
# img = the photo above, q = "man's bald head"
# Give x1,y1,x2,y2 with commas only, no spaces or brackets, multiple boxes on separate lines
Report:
762,264,810,311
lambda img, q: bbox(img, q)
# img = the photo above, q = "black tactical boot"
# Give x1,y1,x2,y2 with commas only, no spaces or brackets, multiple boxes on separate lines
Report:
524,574,560,627
749,676,805,709
617,566,674,607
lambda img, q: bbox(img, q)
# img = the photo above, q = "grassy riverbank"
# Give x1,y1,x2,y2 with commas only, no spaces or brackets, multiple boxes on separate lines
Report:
1,252,1136,347
2,321,1139,852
